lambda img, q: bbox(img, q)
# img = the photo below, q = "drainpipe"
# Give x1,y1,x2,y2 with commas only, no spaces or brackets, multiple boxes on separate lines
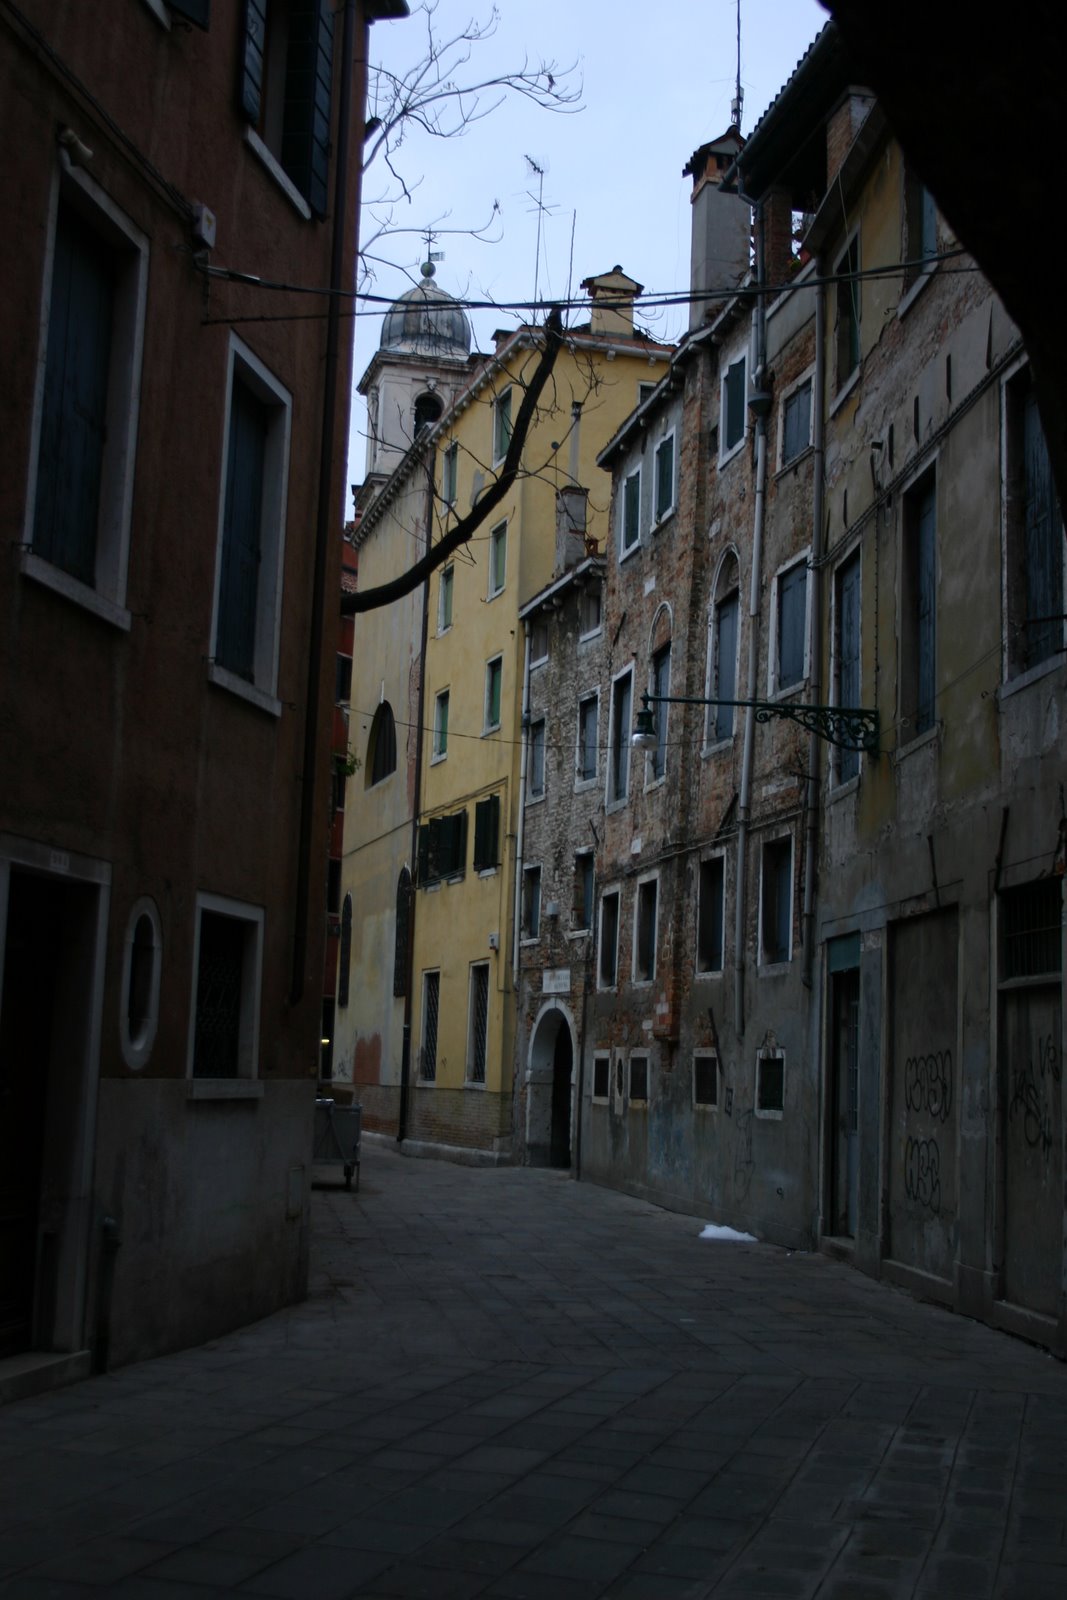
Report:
512,621,532,987
734,202,770,1039
291,0,359,1005
802,271,827,989
397,462,434,1144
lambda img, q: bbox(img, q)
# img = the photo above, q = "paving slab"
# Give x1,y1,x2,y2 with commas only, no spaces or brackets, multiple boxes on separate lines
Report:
1,1145,1066,1598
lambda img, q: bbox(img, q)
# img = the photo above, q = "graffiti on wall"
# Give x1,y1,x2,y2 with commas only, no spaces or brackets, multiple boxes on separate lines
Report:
901,1050,952,1215
1008,1032,1061,1163
903,1136,941,1212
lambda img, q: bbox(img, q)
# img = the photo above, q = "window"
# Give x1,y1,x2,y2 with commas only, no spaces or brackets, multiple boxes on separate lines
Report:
573,852,594,931
1001,879,1062,980
338,893,352,1007
190,895,263,1079
530,619,549,665
473,795,500,871
418,810,467,884
648,643,671,781
367,701,397,785
522,865,542,940
393,869,410,995
484,656,503,732
654,434,675,522
441,441,458,507
528,719,546,799
421,970,440,1080
697,857,725,974
24,175,148,627
834,551,862,784
493,388,512,464
634,877,658,983
212,338,292,708
1005,368,1064,676
438,565,453,633
621,466,641,557
834,234,860,391
721,355,747,459
901,471,937,737
489,521,507,597
904,170,938,289
780,378,812,466
598,889,620,988
760,837,793,965
577,693,599,785
592,1053,610,1101
756,1049,785,1118
335,654,352,703
332,758,347,817
120,898,162,1070
693,1052,719,1109
467,962,490,1083
238,0,335,216
774,559,808,692
629,1054,649,1105
432,688,449,759
579,581,602,637
608,669,633,805
413,391,442,435
638,381,657,406
707,556,740,744
327,858,341,915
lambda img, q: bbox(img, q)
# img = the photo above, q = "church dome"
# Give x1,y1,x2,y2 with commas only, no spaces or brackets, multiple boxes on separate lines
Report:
380,262,472,358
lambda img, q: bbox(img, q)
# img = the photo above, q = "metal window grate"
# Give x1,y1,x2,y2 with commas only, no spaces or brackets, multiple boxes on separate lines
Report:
1003,879,1062,979
422,972,439,1080
469,965,489,1083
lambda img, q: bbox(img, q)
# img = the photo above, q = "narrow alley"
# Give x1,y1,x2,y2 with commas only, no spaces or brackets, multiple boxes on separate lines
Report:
1,1148,1065,1599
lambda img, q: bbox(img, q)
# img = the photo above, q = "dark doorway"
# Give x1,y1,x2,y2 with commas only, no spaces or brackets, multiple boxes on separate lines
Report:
830,965,860,1237
549,1024,572,1169
0,872,62,1356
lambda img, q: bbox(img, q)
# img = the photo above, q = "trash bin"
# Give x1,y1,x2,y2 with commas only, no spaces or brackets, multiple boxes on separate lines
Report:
313,1098,362,1190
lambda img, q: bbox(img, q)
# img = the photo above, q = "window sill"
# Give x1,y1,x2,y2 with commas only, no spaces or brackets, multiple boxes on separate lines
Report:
520,935,540,947
631,978,655,990
828,772,861,803
430,751,447,765
652,507,676,533
618,541,641,566
605,797,629,815
476,867,498,879
775,444,814,479
464,1078,487,1091
574,776,598,793
718,435,747,470
998,973,1062,993
578,627,603,644
187,1079,264,1101
525,791,546,807
20,551,132,632
207,663,281,717
530,656,548,671
243,128,312,220
486,587,505,603
629,1102,648,1114
644,774,668,793
758,960,792,976
701,737,734,758
892,720,940,764
829,368,860,418
897,264,937,320
766,680,807,706
694,1102,720,1113
693,967,724,981
567,927,591,941
482,724,501,738
999,654,1064,702
754,1107,784,1121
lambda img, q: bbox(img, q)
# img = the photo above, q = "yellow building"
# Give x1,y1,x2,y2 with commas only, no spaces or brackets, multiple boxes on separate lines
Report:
336,267,671,1158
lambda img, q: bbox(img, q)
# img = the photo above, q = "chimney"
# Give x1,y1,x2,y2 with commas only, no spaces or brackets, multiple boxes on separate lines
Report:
762,186,795,293
555,485,588,573
579,267,642,339
684,128,751,331
826,89,875,185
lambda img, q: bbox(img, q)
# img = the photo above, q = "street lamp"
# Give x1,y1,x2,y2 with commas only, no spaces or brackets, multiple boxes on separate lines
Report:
632,693,879,754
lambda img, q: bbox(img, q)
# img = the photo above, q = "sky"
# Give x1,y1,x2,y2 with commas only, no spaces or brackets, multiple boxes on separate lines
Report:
348,0,828,488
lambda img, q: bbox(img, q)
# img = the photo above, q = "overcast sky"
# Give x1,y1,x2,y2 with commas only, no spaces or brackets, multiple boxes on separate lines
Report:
349,0,827,486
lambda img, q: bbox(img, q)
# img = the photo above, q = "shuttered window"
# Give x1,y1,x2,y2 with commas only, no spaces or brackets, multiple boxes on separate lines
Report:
722,356,746,455
238,0,334,217
781,380,811,465
621,467,641,554
218,377,267,680
776,560,807,691
473,796,500,871
33,203,116,586
417,810,467,885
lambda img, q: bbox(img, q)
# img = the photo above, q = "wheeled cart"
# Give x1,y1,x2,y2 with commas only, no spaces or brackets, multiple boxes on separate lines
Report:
313,1098,362,1190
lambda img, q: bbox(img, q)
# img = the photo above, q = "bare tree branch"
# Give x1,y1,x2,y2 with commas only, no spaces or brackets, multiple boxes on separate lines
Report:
343,309,565,615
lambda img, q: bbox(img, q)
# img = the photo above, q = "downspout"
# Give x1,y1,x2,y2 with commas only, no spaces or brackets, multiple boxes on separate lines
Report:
291,0,359,1004
512,621,532,987
398,462,434,1143
802,270,827,988
734,201,770,1038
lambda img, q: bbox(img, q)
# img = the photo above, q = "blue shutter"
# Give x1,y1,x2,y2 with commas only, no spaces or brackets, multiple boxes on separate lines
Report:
238,0,266,123
281,1,335,218
34,204,115,585
777,563,807,689
714,594,738,741
218,379,266,680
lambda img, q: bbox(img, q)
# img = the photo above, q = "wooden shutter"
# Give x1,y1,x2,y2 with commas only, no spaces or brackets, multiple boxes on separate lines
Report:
474,795,499,870
281,1,335,217
218,378,266,681
238,0,266,123
417,824,431,884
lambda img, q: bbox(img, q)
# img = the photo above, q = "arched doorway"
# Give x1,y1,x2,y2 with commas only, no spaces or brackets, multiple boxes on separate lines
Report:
526,1004,576,1168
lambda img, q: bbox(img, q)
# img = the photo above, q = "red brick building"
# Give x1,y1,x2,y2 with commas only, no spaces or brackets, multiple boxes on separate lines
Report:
0,0,405,1387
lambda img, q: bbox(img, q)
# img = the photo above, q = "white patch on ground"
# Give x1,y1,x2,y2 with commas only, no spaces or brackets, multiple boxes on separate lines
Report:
699,1223,758,1243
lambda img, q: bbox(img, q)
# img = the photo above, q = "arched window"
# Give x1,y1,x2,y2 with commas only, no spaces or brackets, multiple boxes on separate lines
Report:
708,551,740,745
414,392,443,435
338,894,353,1008
366,701,397,785
393,868,411,997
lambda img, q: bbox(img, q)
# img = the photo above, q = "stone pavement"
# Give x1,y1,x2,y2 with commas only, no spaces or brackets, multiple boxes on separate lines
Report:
1,1147,1066,1600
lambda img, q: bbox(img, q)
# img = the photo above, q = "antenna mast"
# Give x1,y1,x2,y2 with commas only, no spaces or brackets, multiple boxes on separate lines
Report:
731,0,744,131
525,154,546,307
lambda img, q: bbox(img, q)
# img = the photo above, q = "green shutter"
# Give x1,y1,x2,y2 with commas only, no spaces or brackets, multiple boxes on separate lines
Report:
417,823,431,884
